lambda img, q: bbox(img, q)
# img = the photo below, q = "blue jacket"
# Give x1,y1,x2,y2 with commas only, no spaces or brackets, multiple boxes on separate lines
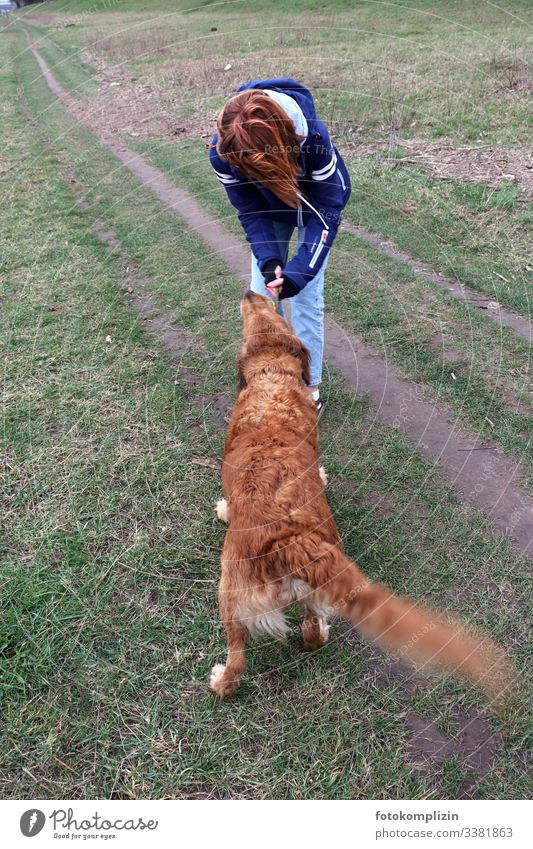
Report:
209,78,351,295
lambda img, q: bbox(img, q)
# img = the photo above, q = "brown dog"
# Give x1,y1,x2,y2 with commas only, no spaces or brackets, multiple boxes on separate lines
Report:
210,291,512,703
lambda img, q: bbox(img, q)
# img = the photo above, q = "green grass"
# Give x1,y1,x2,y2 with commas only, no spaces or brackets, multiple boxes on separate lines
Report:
344,156,532,317
1,9,531,801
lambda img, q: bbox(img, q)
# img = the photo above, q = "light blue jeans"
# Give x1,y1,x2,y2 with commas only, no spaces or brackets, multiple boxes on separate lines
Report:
250,219,329,387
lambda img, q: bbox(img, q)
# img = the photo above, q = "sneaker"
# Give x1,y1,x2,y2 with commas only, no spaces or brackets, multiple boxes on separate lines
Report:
315,397,324,416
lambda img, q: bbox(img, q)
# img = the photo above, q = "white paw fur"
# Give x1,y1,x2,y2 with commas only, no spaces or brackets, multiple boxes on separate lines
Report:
319,618,330,642
210,663,226,689
215,498,229,522
319,465,328,487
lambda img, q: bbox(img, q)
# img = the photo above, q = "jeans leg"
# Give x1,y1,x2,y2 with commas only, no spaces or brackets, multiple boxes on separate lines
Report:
250,220,294,317
289,227,329,387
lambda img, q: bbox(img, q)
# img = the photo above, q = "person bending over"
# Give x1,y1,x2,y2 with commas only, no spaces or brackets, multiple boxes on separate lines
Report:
208,77,351,413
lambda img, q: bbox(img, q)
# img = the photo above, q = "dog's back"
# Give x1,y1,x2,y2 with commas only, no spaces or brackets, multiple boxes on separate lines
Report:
210,293,514,705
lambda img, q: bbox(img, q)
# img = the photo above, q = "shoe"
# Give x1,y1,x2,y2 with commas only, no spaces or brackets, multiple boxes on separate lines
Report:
315,397,324,416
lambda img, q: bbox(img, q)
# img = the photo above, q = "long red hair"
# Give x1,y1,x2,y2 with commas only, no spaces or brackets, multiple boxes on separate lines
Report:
216,90,305,208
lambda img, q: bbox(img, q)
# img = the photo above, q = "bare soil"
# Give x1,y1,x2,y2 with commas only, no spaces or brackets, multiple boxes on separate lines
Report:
80,50,214,142
356,648,504,796
343,138,533,201
405,709,503,798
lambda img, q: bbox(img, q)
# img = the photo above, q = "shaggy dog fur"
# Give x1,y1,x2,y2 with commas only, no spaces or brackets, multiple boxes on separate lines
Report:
210,291,512,704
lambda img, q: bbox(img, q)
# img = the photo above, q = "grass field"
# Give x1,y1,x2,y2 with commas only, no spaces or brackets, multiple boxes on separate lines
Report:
1,1,532,799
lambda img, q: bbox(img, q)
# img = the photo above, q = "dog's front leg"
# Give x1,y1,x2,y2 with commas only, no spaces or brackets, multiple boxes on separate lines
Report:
210,618,248,699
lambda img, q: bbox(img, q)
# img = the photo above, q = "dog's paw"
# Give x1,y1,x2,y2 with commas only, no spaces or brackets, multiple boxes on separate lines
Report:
210,663,226,690
209,663,240,699
319,465,328,487
302,615,330,651
319,618,330,644
215,498,229,522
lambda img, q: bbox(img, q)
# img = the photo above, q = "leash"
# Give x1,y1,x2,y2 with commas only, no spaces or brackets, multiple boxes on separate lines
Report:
267,272,282,310
268,291,280,311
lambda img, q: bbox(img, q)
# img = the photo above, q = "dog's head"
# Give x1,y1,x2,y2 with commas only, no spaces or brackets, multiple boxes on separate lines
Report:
237,291,310,391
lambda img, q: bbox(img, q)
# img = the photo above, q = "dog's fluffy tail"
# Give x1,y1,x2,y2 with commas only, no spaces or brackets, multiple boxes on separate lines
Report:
320,554,514,704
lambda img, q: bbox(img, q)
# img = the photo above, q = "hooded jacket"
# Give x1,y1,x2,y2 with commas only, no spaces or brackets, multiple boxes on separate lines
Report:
208,78,351,297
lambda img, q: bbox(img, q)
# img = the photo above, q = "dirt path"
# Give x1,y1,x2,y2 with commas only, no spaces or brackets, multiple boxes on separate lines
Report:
342,222,532,344
27,38,533,560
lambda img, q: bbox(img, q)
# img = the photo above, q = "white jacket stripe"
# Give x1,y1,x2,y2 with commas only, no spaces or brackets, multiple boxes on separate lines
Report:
214,169,239,184
311,153,337,177
312,161,337,181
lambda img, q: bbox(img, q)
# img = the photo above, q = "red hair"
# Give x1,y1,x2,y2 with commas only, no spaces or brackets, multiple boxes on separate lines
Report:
216,90,305,208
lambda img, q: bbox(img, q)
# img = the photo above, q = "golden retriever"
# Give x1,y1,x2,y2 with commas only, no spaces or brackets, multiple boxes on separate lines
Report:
210,291,512,704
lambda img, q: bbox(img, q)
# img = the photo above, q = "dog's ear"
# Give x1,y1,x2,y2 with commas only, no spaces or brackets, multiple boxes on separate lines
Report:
236,337,263,392
281,335,311,385
296,341,311,386
236,353,247,393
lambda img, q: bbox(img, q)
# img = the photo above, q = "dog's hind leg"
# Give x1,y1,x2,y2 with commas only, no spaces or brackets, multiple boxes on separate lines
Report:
301,609,330,651
210,618,248,699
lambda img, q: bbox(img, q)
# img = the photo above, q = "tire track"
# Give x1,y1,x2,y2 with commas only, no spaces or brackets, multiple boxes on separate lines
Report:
341,221,532,344
27,37,533,559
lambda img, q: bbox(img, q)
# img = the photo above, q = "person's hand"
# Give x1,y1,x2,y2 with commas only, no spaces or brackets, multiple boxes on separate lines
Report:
266,265,284,294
